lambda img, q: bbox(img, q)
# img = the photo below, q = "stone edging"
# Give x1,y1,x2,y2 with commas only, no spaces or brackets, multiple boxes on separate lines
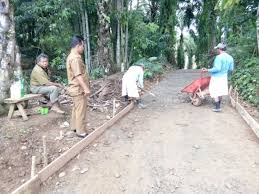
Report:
11,102,135,194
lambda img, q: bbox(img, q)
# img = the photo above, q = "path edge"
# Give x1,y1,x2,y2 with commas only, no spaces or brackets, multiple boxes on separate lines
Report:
11,102,134,194
229,88,259,138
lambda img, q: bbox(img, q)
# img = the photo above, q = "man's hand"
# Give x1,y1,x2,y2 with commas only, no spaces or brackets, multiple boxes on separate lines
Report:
55,83,63,88
201,68,208,72
83,89,91,96
139,91,144,96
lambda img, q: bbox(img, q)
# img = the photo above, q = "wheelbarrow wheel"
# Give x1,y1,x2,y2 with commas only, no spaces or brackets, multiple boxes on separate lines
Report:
191,94,202,106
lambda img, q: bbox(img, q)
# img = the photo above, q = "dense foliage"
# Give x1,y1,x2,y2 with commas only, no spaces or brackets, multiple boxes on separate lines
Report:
8,0,259,108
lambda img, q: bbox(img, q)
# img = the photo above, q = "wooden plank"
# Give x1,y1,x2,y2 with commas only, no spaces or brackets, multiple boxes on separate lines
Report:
4,94,43,104
11,175,40,194
38,102,134,182
13,107,40,117
8,104,15,119
17,103,29,121
236,101,259,138
230,95,259,138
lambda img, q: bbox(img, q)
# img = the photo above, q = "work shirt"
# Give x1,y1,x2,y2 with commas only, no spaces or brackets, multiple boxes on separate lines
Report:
208,52,234,77
66,51,89,96
123,66,144,88
30,65,50,86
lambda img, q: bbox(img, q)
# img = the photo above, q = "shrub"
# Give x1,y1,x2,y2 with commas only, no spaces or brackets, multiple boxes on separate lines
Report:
90,67,105,80
134,58,164,79
231,57,259,108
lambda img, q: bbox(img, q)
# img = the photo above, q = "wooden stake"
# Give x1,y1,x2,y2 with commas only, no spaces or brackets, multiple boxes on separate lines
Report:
42,136,48,167
60,130,63,139
112,98,116,118
31,156,36,178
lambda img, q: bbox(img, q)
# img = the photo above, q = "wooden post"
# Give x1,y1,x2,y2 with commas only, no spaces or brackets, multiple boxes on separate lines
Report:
17,103,28,121
112,98,116,118
42,136,48,167
60,130,63,139
31,156,36,178
8,104,15,119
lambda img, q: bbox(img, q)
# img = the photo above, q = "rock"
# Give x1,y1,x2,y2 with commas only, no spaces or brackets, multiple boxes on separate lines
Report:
87,123,91,127
18,171,26,177
192,145,200,149
115,103,120,108
56,182,60,186
80,168,89,174
60,121,69,128
72,166,80,172
156,178,161,188
119,185,126,192
225,183,232,189
127,132,134,138
20,146,27,150
169,168,176,175
103,140,111,146
63,147,69,151
65,131,74,138
106,115,111,120
115,173,121,178
58,172,66,178
134,119,139,122
93,143,98,148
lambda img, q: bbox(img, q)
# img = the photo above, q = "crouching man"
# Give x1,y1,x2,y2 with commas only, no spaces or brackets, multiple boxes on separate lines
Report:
30,53,65,114
122,63,145,108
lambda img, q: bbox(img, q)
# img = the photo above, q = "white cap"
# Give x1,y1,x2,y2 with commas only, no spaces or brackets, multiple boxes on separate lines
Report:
214,43,226,50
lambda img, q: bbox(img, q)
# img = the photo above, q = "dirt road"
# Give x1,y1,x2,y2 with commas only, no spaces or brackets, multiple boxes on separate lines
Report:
40,70,259,194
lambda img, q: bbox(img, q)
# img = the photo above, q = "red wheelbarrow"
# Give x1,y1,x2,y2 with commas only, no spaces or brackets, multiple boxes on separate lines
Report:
181,74,211,106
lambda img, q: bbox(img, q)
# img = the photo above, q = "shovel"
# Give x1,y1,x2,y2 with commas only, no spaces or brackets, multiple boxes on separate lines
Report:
138,87,156,97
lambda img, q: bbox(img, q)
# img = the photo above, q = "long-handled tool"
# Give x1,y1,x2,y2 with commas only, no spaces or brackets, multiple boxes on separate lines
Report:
138,87,156,97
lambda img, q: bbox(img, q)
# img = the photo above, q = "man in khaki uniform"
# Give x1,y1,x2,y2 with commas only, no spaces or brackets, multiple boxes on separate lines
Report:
66,35,90,138
30,53,64,114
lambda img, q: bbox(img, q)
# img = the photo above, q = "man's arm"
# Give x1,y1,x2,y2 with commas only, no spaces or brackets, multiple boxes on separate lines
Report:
208,56,221,73
137,69,144,89
45,82,63,88
75,75,90,96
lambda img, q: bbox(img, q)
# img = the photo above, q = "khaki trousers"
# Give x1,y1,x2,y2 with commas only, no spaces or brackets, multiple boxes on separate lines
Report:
71,95,88,134
31,85,60,104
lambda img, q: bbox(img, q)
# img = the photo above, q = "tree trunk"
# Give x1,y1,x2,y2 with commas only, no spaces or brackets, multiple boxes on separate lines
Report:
97,0,112,73
85,9,91,72
150,0,158,22
79,0,89,73
257,3,259,54
116,0,121,71
120,26,124,72
136,0,140,9
0,1,22,107
124,22,129,70
124,0,129,70
210,12,217,52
